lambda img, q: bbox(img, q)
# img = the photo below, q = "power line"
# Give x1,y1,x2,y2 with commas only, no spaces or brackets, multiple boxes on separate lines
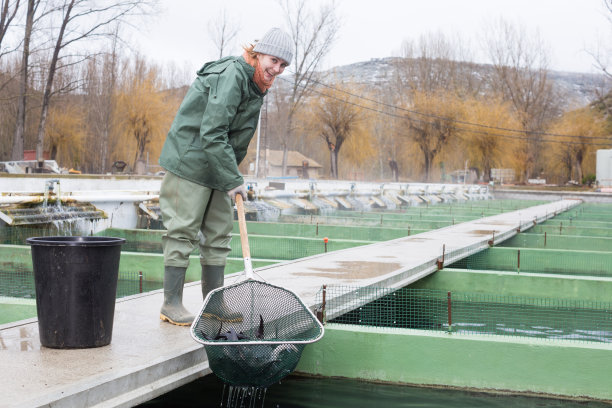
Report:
276,75,612,147
279,72,611,142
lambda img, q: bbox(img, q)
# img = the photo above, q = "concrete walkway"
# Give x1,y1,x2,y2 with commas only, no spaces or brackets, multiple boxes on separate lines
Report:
0,199,579,408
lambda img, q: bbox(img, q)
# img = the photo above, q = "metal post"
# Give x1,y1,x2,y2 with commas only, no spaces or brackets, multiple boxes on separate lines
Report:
254,111,262,178
560,222,563,235
442,244,445,264
544,232,547,246
407,226,411,236
324,237,328,252
437,244,445,270
316,285,327,324
517,250,520,273
316,222,319,236
447,291,452,332
139,271,143,293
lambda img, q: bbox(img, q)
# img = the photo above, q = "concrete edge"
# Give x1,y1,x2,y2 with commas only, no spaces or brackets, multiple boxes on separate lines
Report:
14,346,210,408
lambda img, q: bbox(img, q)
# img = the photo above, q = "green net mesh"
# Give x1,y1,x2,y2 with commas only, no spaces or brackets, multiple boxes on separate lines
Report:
191,280,324,388
321,286,612,344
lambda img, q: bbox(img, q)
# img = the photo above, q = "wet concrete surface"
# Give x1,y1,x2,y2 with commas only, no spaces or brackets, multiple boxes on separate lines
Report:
0,199,580,407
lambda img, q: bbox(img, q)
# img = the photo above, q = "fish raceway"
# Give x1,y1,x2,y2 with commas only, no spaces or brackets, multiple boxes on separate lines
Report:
0,173,611,407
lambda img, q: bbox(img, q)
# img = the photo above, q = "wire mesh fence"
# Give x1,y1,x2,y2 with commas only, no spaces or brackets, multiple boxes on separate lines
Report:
0,225,84,245
500,233,612,252
318,286,612,344
0,263,160,300
448,246,612,277
105,228,373,260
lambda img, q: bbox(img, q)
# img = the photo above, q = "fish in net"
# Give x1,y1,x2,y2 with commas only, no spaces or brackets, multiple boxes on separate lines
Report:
190,195,324,388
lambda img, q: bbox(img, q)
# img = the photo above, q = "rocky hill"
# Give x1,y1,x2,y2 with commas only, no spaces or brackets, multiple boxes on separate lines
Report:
317,57,609,109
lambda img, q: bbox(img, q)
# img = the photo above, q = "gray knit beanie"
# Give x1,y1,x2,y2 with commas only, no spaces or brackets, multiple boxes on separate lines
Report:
253,27,293,65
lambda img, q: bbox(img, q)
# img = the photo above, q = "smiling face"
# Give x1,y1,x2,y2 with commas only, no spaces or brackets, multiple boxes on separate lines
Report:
257,54,288,82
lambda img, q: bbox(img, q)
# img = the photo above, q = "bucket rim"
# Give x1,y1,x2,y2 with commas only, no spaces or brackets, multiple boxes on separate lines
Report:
26,236,126,246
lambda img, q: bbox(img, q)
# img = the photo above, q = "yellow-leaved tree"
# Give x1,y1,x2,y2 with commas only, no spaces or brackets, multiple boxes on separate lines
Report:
400,90,463,181
460,96,519,182
45,101,87,170
309,81,373,179
547,107,608,184
112,59,176,171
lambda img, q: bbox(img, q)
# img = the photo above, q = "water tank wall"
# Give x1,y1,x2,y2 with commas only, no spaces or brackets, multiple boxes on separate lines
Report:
596,149,612,187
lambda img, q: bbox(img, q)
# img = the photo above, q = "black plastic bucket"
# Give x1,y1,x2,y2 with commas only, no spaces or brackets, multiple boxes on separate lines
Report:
26,236,126,349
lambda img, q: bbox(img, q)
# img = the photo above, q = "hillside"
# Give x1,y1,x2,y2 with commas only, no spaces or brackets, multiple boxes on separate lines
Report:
316,57,609,109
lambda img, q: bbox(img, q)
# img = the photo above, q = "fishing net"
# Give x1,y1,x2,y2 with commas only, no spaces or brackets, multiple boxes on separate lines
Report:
191,279,324,388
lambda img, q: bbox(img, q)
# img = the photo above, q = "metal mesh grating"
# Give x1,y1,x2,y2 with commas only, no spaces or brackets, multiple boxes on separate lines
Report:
320,286,612,344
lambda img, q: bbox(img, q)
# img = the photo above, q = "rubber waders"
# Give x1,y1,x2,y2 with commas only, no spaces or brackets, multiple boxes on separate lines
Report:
160,266,195,326
201,265,243,323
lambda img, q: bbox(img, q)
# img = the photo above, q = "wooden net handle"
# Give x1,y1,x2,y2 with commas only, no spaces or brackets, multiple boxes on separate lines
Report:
235,194,253,278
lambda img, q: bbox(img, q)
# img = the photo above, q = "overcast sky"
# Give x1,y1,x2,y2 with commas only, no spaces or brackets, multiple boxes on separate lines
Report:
131,0,611,76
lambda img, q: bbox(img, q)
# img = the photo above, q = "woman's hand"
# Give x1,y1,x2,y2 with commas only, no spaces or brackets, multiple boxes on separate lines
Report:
227,184,247,201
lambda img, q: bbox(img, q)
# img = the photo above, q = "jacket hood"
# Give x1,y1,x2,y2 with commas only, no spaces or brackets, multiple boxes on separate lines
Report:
196,56,264,96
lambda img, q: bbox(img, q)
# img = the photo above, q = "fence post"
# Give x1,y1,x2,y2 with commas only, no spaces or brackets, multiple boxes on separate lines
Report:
323,237,328,253
139,271,143,293
316,285,327,324
447,291,452,333
517,249,520,274
437,244,445,270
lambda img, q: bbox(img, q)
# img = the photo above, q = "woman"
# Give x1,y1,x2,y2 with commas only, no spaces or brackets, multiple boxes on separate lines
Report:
158,28,292,326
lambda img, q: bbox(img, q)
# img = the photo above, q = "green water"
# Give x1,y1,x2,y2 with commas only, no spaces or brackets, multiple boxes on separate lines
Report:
138,374,611,408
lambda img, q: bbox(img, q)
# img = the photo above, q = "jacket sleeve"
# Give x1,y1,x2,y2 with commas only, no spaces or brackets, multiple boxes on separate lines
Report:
199,67,245,191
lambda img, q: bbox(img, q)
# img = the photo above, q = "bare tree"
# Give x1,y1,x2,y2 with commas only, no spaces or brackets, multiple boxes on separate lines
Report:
277,0,339,175
33,0,153,166
10,0,37,160
261,85,289,177
371,86,398,180
395,32,480,97
403,91,461,181
392,32,470,181
81,31,119,173
588,1,612,126
483,18,560,181
314,82,361,179
589,0,612,79
0,0,20,57
207,8,239,59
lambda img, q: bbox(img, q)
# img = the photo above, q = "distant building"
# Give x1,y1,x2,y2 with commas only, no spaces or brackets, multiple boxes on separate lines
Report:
490,168,516,184
450,169,478,184
254,149,323,179
596,149,612,187
23,150,50,161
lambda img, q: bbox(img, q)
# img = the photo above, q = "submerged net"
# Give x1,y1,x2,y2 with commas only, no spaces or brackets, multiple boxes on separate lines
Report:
191,279,324,388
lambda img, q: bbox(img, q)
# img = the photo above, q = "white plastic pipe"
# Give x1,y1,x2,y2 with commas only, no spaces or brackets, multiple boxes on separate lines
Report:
0,193,158,205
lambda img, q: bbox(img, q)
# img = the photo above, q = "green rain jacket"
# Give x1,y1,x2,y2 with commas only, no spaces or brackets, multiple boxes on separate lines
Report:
159,56,265,191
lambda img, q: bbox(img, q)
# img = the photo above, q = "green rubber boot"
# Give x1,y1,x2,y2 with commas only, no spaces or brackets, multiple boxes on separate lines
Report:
160,266,194,326
201,265,243,323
